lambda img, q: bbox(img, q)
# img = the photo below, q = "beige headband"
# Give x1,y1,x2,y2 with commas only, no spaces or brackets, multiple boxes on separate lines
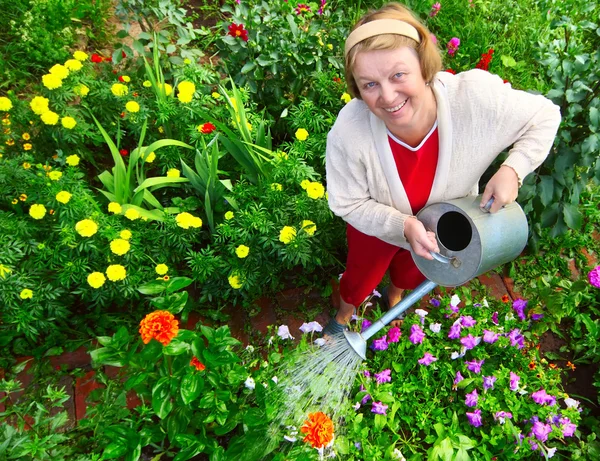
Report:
344,19,421,57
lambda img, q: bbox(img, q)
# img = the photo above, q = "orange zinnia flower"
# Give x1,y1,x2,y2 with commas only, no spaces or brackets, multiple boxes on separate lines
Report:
501,294,510,303
139,310,179,345
300,412,334,449
190,356,206,371
566,361,576,371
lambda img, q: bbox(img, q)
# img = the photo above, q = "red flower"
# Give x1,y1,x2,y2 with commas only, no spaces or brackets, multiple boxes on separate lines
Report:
295,3,311,14
105,56,112,62
501,294,510,303
190,356,206,371
228,23,249,42
444,69,457,74
120,112,125,118
332,77,342,83
200,122,216,134
121,50,127,59
118,75,125,82
475,49,494,71
119,149,128,156
91,53,103,63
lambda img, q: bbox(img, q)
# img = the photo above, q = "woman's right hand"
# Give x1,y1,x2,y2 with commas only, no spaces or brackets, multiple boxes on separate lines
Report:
404,216,440,260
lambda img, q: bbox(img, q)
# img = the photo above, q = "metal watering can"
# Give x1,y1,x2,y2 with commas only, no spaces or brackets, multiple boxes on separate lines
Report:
344,195,529,360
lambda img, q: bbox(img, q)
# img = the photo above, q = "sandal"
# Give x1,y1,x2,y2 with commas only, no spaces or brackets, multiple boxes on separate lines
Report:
380,286,405,321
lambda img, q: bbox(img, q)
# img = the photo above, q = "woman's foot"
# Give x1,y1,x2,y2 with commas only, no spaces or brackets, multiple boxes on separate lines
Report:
381,285,405,328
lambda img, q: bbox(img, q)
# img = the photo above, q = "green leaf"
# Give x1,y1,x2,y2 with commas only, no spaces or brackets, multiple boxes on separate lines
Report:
166,277,193,293
590,107,600,128
181,373,205,405
563,203,582,229
138,281,167,295
241,62,256,74
102,441,128,459
134,176,188,193
163,338,190,356
582,134,599,154
500,55,517,67
538,176,554,206
152,377,174,419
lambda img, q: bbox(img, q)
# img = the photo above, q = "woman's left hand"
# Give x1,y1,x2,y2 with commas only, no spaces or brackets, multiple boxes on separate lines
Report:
480,165,519,213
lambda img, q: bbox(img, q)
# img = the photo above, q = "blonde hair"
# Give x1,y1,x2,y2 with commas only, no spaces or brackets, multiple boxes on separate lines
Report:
345,3,442,98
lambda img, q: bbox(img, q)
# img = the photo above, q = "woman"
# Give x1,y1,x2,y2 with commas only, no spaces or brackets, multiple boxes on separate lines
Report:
323,3,560,335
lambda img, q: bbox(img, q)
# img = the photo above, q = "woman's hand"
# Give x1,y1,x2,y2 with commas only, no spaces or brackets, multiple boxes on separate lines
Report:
480,165,520,213
404,216,440,260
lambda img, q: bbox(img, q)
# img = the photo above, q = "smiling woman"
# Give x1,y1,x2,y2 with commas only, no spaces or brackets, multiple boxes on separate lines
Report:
322,2,561,336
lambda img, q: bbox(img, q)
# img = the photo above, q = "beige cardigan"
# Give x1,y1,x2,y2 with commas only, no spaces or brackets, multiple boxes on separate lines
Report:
325,69,561,249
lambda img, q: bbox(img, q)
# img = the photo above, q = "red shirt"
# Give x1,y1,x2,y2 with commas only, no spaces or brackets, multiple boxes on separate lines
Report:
388,125,439,214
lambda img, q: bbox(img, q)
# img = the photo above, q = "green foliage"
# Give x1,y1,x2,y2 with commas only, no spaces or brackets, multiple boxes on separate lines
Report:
518,2,600,240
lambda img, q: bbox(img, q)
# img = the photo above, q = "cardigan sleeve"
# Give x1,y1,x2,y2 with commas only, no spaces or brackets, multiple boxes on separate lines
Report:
325,131,412,249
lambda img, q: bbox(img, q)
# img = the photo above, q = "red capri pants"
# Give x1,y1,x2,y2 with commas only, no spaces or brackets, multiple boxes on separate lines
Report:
338,129,439,306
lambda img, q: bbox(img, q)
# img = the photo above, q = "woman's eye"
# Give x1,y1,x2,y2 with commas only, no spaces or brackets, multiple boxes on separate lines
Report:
365,82,376,89
394,72,404,79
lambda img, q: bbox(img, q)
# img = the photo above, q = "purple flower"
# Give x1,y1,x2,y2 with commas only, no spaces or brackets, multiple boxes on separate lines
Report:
512,298,528,321
447,37,460,56
494,411,513,424
363,370,371,378
448,323,462,339
430,298,441,307
531,313,544,321
361,319,372,332
509,372,520,391
371,401,388,415
491,311,499,325
531,421,552,442
560,417,577,437
418,352,438,366
371,336,388,351
354,441,362,450
409,324,425,344
449,304,459,314
508,329,525,349
531,389,556,406
453,371,464,389
483,375,497,391
460,315,477,327
429,2,441,17
483,329,499,344
387,326,401,343
361,393,371,405
465,389,478,407
466,359,484,374
588,265,600,288
466,409,482,427
460,334,481,350
375,369,391,384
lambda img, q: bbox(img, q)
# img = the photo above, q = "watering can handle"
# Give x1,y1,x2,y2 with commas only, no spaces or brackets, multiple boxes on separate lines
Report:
480,197,495,213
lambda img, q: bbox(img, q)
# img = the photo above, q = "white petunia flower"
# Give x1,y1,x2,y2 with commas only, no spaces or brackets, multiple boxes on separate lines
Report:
564,397,580,409
245,377,255,390
277,325,294,340
429,323,442,333
314,338,327,347
415,309,429,318
299,321,323,334
450,294,461,307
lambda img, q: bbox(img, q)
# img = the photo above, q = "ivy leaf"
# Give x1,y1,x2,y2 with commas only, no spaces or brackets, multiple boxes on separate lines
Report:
582,134,599,154
538,176,554,206
563,203,582,229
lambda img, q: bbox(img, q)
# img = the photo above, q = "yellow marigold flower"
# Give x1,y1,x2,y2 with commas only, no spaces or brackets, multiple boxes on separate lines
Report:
41,111,60,125
302,220,316,236
111,83,128,97
225,211,234,220
139,310,179,345
120,229,132,240
6,139,14,146
341,92,352,104
110,238,130,256
121,75,131,83
158,126,164,133
73,51,88,61
161,83,173,96
29,204,46,219
56,191,72,204
175,212,202,229
48,171,63,181
42,73,63,90
271,183,283,191
327,43,333,50
87,272,106,288
246,122,253,131
108,202,122,214
23,162,31,169
306,182,325,199
30,96,50,115
295,128,309,141
11,198,18,204
177,92,193,104
211,92,221,99
64,59,83,71
236,244,250,258
279,226,296,244
166,168,180,178
23,143,32,151
277,151,289,160
184,58,191,65
74,84,89,97
125,208,140,220
228,274,243,289
42,165,52,172
19,194,27,201
61,117,77,129
20,289,33,299
155,264,168,275
178,81,195,94
75,219,98,237
49,64,69,79
22,133,30,140
0,264,12,278
143,80,152,88
0,97,12,111
125,101,140,113
144,151,156,163
66,154,80,166
106,264,126,282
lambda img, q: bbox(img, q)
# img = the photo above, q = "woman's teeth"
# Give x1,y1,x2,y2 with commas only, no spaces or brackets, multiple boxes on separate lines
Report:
385,99,408,112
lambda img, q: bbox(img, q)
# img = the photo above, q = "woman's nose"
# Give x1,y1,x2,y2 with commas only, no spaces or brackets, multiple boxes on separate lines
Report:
379,83,396,104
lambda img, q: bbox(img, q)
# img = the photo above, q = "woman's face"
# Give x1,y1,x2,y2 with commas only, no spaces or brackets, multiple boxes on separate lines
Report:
353,47,434,138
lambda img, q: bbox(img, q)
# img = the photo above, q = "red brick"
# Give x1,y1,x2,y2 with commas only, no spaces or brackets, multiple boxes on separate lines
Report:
477,272,510,300
126,390,142,410
277,287,306,311
183,311,203,330
49,346,90,370
503,275,523,301
581,248,598,268
75,370,102,421
250,297,277,335
567,258,580,281
223,304,249,345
